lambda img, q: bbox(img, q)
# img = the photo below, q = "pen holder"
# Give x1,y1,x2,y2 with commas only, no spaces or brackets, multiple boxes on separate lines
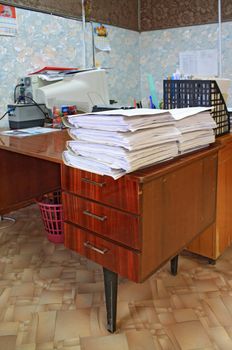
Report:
37,191,64,243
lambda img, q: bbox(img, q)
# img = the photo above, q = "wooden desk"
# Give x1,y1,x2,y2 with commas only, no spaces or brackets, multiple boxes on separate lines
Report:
0,130,219,332
0,130,69,214
62,145,219,331
187,133,232,261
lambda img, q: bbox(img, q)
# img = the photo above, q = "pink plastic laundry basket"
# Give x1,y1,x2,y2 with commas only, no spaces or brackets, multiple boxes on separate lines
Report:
37,191,64,243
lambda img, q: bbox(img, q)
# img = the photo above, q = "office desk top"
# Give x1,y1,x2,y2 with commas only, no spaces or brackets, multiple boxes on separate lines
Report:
0,128,222,179
4,126,218,179
0,129,69,164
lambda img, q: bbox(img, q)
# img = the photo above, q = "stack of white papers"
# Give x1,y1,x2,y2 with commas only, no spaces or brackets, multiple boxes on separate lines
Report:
62,107,216,179
63,108,180,179
68,126,180,151
66,140,178,172
64,108,174,132
170,107,216,154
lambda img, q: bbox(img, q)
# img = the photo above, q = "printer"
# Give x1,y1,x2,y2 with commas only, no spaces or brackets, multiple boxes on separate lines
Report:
8,69,110,129
8,75,55,129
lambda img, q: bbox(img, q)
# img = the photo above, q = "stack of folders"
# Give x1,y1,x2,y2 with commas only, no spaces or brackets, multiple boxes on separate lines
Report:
62,107,216,179
62,108,180,179
170,107,217,154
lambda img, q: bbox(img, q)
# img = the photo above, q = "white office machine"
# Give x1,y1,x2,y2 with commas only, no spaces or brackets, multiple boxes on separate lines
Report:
37,68,109,113
8,69,110,129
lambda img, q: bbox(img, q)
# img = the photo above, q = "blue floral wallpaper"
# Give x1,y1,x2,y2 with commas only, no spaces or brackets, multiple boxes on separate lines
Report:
140,22,232,108
0,8,140,127
1,7,232,128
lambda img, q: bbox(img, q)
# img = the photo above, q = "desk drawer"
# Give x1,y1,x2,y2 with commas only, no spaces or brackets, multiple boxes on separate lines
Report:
63,192,141,250
61,165,140,214
64,222,140,282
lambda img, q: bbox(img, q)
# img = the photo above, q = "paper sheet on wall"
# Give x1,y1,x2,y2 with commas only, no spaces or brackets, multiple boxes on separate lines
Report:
0,5,17,36
179,49,218,76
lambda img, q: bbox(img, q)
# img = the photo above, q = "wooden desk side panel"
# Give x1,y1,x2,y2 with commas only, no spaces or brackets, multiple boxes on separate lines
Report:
217,143,232,255
0,149,61,214
140,153,218,281
187,139,232,259
185,223,216,259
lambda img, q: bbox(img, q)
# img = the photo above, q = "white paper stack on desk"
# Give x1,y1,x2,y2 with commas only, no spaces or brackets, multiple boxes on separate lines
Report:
170,107,217,154
63,108,180,179
62,107,216,179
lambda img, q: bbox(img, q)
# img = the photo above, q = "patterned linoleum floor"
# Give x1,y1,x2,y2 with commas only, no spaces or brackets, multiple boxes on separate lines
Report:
1,206,232,349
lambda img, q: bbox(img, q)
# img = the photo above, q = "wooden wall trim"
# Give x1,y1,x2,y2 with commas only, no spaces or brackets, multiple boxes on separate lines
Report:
222,0,232,22
140,0,218,31
1,1,232,34
0,0,139,31
86,0,139,31
0,0,82,19
141,0,232,32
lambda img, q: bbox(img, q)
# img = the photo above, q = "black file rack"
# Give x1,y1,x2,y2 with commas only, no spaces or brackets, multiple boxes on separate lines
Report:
163,80,230,136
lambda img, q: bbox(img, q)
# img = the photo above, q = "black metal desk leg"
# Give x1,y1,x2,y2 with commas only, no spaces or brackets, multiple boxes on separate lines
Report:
103,267,118,333
170,255,179,276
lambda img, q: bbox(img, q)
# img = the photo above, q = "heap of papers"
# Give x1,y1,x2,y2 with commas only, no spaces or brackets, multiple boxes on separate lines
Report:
63,108,180,179
170,108,216,154
62,107,216,179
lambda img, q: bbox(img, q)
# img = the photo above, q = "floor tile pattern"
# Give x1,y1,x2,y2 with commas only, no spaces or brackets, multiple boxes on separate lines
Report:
0,205,232,349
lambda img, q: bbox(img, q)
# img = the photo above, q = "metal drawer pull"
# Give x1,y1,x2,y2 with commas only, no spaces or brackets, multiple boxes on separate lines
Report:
83,210,107,222
84,241,109,254
81,178,106,187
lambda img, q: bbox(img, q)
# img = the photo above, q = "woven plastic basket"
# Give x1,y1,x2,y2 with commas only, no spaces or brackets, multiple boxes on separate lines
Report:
37,191,64,243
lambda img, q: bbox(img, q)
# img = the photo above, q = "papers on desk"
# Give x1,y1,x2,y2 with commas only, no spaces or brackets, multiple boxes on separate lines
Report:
169,106,212,120
0,127,60,137
62,107,216,179
63,151,126,179
178,130,215,153
68,126,180,151
64,108,174,132
173,108,216,154
66,140,178,173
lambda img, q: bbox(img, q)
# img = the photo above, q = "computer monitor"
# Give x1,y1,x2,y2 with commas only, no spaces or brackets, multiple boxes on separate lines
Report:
36,68,109,112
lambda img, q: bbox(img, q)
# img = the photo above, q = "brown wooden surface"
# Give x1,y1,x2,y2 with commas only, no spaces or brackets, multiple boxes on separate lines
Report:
62,192,141,250
64,222,140,281
140,152,218,281
0,129,68,214
63,145,219,282
217,137,232,255
0,129,69,163
61,166,141,214
0,149,60,215
186,223,216,259
187,134,232,260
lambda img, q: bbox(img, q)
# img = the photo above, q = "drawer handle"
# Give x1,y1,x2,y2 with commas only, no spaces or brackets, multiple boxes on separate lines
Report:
81,177,106,187
83,210,107,222
84,241,109,254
